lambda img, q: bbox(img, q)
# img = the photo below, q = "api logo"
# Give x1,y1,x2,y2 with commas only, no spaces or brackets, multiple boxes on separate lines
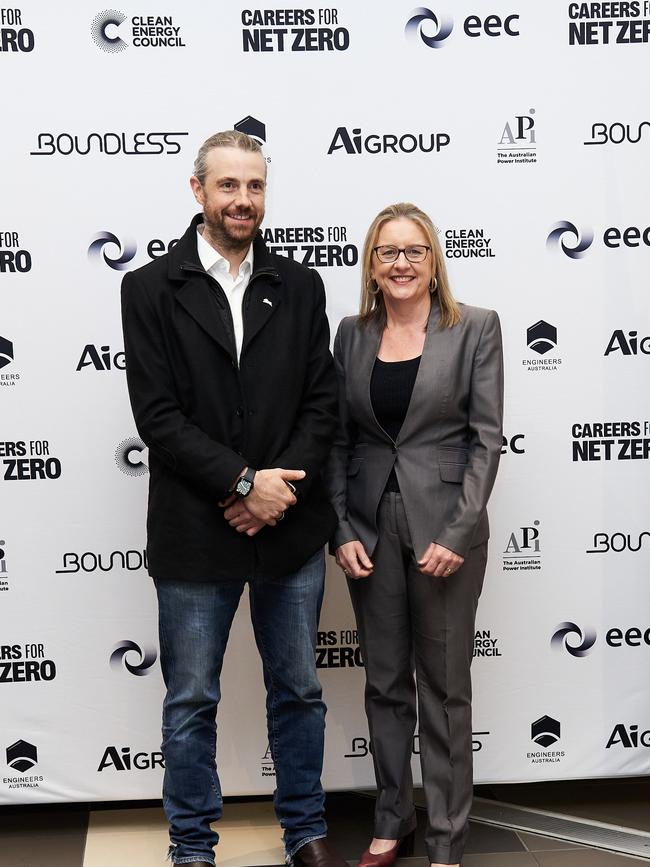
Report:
115,436,148,477
6,739,37,772
551,622,597,657
234,115,266,145
0,336,14,369
531,716,560,748
527,321,557,355
110,641,157,676
546,221,594,259
405,7,453,47
88,232,137,271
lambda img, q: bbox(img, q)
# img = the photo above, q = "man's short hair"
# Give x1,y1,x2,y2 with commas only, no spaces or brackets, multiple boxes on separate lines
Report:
193,130,263,185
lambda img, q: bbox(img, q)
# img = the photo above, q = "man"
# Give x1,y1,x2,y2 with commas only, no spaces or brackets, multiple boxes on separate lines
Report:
121,130,345,867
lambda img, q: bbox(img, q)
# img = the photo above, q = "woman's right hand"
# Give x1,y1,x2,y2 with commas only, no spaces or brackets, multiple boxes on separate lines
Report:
335,541,374,579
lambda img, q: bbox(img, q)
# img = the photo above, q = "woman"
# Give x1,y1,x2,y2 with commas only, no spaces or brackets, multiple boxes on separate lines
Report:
326,203,503,867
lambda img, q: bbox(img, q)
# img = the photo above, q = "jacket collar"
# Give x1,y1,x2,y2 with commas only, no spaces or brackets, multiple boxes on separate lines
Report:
168,213,281,284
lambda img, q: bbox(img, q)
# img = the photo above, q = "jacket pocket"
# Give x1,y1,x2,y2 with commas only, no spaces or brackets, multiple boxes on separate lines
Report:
347,458,363,477
439,447,468,484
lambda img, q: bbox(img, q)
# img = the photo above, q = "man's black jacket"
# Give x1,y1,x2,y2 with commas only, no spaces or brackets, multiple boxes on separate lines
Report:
121,214,338,581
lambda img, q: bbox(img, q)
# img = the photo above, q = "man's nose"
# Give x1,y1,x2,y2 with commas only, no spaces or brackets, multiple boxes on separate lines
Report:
234,186,251,207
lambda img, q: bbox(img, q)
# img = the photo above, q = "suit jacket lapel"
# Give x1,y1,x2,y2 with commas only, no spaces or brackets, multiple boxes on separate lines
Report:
175,273,236,360
241,278,282,353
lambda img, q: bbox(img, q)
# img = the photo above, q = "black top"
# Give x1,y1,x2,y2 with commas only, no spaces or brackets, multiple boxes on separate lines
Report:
370,355,421,492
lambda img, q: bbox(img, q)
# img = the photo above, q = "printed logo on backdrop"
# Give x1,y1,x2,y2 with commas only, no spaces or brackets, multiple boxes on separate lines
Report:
115,437,148,476
234,115,272,163
0,538,8,594
110,640,157,676
98,745,164,771
89,232,137,271
0,336,20,389
497,109,536,165
444,228,495,260
548,220,650,256
585,120,650,146
473,629,502,658
553,621,650,655
606,724,650,749
76,345,126,372
328,126,450,156
604,330,650,357
501,434,526,455
91,9,185,52
587,530,650,554
345,732,489,758
56,547,148,574
0,440,62,481
405,7,520,47
503,522,540,572
30,131,188,157
89,233,178,270
568,2,650,45
0,643,57,683
264,226,357,267
261,743,276,778
0,8,34,52
551,622,596,658
529,716,565,765
316,629,363,668
241,8,350,52
0,232,32,272
571,421,650,462
523,321,562,373
3,741,43,790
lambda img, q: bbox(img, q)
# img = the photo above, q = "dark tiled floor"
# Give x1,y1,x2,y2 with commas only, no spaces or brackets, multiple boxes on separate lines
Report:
1,785,649,866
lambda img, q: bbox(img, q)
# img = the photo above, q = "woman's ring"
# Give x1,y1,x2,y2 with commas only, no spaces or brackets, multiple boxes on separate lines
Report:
445,567,452,574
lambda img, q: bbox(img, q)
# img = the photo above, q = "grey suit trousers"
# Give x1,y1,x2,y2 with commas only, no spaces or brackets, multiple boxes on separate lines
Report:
348,493,486,865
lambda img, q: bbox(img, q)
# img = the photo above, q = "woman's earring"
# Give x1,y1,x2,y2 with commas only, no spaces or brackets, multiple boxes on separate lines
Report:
368,279,380,296
430,276,438,293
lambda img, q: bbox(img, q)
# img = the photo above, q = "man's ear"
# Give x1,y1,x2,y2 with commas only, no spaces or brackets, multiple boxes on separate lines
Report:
189,176,205,206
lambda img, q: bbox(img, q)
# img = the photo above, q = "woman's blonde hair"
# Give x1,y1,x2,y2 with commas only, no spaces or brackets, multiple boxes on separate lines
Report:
359,202,461,329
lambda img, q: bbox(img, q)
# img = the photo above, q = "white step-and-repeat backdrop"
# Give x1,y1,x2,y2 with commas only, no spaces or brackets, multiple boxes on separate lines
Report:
2,0,649,803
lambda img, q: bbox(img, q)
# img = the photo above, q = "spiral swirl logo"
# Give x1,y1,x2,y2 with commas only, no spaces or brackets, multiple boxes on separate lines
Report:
91,9,128,53
110,641,157,676
546,221,594,259
405,7,453,48
88,231,137,271
551,622,597,657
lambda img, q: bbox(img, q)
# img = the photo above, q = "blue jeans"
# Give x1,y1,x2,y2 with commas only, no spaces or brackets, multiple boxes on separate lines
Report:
155,549,327,865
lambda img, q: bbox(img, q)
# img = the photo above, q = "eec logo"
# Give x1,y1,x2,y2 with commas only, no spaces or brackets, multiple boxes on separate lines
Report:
405,7,453,47
110,641,157,676
405,6,519,47
550,622,597,657
546,221,594,259
88,232,137,271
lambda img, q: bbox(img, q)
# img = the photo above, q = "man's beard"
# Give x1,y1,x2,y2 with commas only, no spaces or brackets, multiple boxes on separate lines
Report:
203,206,263,254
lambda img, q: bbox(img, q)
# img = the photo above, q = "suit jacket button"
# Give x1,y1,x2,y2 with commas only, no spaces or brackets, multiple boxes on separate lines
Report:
236,406,244,418
392,446,397,454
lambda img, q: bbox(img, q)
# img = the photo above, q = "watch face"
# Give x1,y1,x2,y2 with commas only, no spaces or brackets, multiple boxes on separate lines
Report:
237,478,252,496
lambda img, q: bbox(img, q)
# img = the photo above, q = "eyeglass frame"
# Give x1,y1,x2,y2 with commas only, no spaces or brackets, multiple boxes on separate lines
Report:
372,244,432,263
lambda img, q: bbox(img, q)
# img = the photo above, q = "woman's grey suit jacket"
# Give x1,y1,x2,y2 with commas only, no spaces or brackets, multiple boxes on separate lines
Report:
326,300,504,560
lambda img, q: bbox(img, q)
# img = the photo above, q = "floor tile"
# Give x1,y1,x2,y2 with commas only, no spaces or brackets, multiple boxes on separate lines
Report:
83,807,170,867
465,822,526,854
517,832,582,852
461,853,540,866
0,806,87,867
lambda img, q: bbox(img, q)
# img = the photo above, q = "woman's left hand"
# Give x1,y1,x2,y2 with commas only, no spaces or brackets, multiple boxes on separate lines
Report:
418,542,464,577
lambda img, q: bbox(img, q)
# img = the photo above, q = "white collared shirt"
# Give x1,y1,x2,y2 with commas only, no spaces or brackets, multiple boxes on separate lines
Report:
196,226,254,361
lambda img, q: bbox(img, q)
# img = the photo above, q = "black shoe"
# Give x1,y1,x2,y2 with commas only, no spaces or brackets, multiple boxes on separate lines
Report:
293,838,348,867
